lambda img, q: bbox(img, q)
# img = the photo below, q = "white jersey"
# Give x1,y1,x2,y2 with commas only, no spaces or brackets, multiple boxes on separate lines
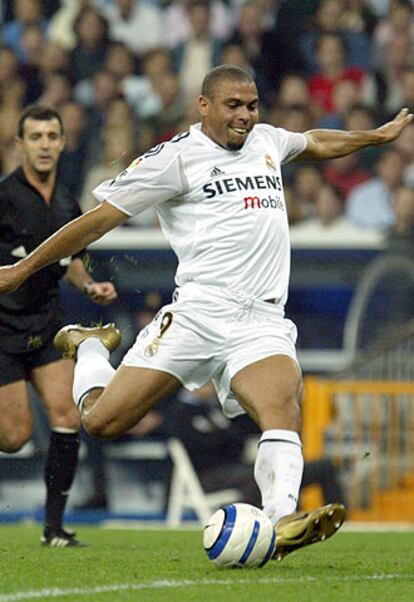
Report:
93,123,307,303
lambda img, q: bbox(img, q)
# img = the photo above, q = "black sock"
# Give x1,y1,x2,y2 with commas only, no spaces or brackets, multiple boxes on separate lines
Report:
44,431,80,531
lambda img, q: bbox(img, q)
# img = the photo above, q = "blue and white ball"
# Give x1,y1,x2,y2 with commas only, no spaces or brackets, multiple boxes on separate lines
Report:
203,503,276,568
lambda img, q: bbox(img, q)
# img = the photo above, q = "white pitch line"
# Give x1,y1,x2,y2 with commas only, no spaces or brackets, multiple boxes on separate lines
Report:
0,574,413,602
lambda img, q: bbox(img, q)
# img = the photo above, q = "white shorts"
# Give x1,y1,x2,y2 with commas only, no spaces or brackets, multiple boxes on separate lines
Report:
122,283,298,418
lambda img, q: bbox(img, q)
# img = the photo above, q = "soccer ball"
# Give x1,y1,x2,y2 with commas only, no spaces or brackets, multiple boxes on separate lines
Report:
203,503,276,568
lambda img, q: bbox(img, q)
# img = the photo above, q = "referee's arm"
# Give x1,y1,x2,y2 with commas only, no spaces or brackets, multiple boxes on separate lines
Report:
64,257,118,306
0,201,128,294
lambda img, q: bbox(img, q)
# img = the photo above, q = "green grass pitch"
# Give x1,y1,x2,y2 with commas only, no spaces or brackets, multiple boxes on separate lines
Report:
0,525,413,602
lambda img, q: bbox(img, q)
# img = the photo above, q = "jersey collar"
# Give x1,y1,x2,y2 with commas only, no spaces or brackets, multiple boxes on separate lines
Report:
190,122,252,153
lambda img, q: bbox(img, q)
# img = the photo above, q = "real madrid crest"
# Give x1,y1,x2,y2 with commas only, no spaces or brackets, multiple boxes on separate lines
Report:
265,154,276,173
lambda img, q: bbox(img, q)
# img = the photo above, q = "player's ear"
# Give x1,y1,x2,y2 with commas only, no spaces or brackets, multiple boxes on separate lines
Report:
198,95,209,117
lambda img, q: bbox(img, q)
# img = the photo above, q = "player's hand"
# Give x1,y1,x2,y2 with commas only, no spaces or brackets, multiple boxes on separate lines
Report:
0,264,26,294
377,108,414,142
85,281,118,305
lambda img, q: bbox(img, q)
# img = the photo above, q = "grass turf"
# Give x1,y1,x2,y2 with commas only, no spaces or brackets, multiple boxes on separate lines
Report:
0,525,413,602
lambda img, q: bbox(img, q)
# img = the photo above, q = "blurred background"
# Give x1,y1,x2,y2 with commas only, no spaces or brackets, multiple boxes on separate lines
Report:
1,0,414,526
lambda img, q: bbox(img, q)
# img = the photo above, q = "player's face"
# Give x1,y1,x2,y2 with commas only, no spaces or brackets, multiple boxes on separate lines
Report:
199,80,259,150
16,117,65,177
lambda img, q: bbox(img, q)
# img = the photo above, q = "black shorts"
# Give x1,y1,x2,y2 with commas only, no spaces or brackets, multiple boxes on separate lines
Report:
0,304,66,386
0,333,63,386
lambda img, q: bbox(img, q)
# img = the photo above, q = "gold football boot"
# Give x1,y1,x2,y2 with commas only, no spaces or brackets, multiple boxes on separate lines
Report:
273,503,346,561
53,323,122,359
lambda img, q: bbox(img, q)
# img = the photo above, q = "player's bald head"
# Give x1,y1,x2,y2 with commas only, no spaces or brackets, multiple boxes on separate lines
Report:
201,64,255,100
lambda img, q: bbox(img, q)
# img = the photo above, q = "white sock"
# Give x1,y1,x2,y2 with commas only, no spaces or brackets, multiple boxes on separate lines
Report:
254,429,304,525
73,338,115,409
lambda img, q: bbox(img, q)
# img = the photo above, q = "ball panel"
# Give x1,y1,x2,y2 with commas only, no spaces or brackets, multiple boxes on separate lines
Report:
259,528,276,567
203,508,225,550
238,519,260,565
204,504,236,560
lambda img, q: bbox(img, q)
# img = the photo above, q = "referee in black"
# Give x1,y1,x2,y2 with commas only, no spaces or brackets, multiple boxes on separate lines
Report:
0,105,117,546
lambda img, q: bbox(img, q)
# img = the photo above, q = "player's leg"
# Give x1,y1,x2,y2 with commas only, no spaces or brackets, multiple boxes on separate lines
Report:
81,363,182,438
0,382,33,452
31,358,83,547
54,324,182,437
0,348,33,452
230,354,345,560
231,354,303,523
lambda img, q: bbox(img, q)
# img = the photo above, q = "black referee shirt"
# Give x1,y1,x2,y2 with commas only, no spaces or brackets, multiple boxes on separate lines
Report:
0,167,83,350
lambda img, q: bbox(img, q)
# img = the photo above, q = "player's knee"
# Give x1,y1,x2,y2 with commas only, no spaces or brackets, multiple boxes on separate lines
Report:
0,428,32,453
82,414,118,439
49,403,81,432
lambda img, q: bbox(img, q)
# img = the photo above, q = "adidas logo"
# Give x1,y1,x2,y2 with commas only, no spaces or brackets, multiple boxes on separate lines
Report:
210,166,225,178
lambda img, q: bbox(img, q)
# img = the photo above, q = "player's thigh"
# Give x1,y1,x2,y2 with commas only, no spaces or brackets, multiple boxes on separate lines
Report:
230,354,303,431
31,358,80,430
0,380,33,451
83,364,182,437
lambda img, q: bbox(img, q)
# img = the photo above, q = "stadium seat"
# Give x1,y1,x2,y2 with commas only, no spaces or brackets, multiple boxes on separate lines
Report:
166,438,240,527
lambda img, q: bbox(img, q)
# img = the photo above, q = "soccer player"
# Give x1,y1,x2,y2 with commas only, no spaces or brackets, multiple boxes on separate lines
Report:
0,67,412,558
0,105,117,547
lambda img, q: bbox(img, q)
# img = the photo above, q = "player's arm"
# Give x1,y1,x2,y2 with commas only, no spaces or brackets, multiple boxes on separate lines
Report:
0,201,128,293
296,108,413,161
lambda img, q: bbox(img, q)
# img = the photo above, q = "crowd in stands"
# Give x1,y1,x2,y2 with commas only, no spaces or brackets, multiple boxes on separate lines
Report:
1,0,414,240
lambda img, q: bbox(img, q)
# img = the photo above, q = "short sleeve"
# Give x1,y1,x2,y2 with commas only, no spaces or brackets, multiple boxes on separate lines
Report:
92,143,186,216
268,127,307,164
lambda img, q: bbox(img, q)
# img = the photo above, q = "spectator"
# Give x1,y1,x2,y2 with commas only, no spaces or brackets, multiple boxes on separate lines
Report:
341,0,378,37
100,0,163,58
289,164,325,220
256,0,308,95
392,122,414,183
69,7,109,82
47,0,95,51
225,1,274,102
371,0,414,72
276,73,311,109
76,70,121,165
144,72,186,143
112,48,175,121
162,0,233,49
0,107,22,176
267,75,315,144
346,148,405,229
57,101,89,196
0,45,26,112
323,153,372,201
290,183,374,247
398,67,414,114
80,125,137,213
342,102,382,169
386,183,414,257
38,72,73,110
275,104,315,134
300,0,371,75
37,40,70,80
308,32,372,117
18,24,45,103
0,139,21,178
219,42,254,75
2,0,48,63
317,78,369,128
172,0,222,104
